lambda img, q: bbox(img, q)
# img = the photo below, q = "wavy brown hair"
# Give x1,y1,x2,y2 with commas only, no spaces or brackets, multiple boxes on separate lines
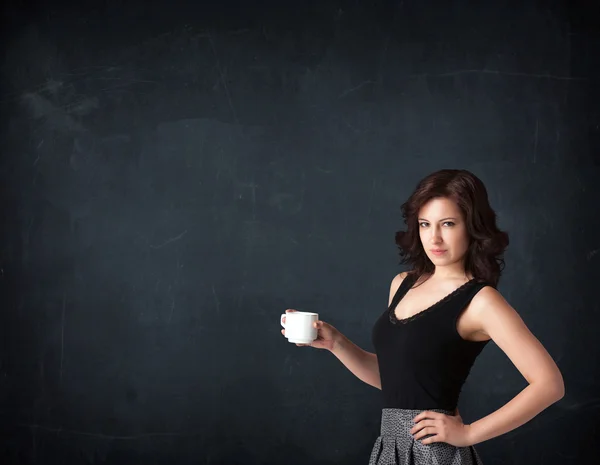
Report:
395,169,509,287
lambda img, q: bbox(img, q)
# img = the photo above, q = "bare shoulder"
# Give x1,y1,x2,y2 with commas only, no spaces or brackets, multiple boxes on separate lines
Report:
469,285,523,337
472,284,506,303
468,283,565,394
388,271,409,307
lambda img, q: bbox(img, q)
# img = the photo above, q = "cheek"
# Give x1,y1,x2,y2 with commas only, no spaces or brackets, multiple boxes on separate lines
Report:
447,229,468,248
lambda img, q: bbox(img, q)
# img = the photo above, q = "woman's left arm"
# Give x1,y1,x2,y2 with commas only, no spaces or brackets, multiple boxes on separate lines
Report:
465,286,565,446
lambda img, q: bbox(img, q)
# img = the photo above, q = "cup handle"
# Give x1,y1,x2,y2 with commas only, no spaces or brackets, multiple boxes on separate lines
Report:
280,313,286,328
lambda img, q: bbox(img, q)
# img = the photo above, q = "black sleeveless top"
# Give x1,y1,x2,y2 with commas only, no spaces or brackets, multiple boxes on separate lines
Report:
371,272,492,411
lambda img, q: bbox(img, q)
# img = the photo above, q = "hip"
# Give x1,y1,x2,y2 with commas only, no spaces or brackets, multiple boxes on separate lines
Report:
369,408,483,465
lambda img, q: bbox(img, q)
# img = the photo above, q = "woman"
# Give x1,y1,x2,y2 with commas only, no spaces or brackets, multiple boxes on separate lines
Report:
281,169,565,464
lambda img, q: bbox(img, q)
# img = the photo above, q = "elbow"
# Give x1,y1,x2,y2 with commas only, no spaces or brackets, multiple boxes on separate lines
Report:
553,376,565,401
370,379,382,390
531,371,565,404
552,367,566,401
545,372,565,403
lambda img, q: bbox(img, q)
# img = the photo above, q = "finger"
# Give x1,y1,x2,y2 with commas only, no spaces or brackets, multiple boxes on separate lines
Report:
286,309,296,313
420,434,441,445
415,411,441,422
412,411,425,422
313,320,322,328
410,419,434,434
413,426,436,441
281,329,285,335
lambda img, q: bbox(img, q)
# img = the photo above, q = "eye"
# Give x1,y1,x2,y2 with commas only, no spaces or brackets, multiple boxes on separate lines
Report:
419,222,429,228
443,221,455,227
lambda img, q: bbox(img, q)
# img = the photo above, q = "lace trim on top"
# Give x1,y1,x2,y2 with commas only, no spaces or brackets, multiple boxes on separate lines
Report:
388,277,477,325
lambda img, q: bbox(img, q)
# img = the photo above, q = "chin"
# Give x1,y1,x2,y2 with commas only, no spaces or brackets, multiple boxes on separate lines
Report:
429,254,448,261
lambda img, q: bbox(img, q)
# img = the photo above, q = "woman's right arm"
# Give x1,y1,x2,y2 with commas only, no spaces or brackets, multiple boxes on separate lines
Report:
329,272,407,390
329,334,381,389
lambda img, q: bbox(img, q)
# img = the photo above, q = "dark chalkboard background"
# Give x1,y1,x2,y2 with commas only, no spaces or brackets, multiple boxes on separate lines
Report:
1,1,598,464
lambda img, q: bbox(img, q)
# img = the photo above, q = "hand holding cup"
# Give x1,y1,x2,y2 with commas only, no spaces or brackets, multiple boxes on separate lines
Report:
280,309,338,351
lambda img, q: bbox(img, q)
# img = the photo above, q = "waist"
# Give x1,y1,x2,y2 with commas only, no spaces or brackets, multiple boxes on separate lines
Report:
379,374,462,411
379,408,455,437
381,390,460,412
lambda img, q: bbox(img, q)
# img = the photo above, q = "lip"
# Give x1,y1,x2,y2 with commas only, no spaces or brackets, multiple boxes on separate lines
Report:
430,249,447,255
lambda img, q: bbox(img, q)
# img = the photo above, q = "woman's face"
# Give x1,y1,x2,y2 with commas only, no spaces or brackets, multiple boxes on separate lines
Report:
418,197,470,269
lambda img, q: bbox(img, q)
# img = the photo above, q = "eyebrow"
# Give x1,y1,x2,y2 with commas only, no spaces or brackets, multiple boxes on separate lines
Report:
418,217,458,222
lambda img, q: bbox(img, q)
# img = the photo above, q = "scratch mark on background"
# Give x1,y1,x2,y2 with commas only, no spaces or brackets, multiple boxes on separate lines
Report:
414,69,586,81
366,178,377,223
533,119,539,163
168,258,181,323
60,293,65,383
208,31,239,127
31,426,37,461
341,116,360,133
150,230,187,249
168,298,175,323
338,80,375,99
284,355,292,376
240,181,259,221
250,182,257,221
19,424,206,440
39,350,45,398
291,170,306,215
212,284,220,313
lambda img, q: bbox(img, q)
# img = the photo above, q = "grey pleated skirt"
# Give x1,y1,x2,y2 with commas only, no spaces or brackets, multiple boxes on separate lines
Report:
369,409,484,465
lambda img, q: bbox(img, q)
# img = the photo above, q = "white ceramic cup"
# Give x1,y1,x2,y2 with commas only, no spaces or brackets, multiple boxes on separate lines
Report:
280,311,318,344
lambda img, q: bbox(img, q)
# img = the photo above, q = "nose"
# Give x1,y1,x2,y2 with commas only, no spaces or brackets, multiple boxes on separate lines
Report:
430,227,442,244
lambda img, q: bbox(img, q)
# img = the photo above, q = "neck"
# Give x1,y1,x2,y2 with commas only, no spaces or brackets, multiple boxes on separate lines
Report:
431,263,471,280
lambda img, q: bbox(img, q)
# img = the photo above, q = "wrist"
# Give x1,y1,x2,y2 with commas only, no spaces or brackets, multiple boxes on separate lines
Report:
464,423,477,447
331,333,345,353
